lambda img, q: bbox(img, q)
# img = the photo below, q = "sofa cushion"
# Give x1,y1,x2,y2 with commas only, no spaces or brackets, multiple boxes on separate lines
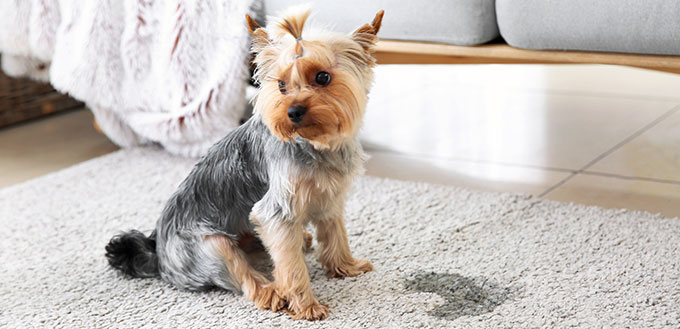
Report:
263,0,499,46
497,0,680,55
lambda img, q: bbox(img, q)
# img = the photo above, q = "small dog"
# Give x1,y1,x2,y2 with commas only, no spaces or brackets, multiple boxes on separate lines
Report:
105,8,384,321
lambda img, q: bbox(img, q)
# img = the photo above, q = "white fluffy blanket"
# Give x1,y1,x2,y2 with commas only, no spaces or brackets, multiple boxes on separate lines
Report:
0,0,255,156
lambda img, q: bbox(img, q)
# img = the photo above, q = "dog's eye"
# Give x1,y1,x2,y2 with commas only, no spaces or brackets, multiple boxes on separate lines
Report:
278,80,287,94
315,71,331,86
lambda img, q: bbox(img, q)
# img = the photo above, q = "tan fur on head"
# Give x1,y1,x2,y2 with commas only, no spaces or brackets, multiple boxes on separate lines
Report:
245,14,269,52
352,10,384,51
275,8,311,40
245,9,384,150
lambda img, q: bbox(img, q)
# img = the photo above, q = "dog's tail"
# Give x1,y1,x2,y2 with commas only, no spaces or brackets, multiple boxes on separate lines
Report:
105,229,159,278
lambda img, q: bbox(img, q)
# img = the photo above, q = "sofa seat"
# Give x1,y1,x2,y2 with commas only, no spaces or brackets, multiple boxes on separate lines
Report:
497,0,680,56
263,0,499,46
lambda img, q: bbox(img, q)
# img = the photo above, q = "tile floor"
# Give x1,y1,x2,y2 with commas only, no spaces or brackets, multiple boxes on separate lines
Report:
1,64,679,218
0,109,119,187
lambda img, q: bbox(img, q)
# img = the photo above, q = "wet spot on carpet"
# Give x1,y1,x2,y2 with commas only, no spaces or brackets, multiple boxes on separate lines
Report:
405,272,515,320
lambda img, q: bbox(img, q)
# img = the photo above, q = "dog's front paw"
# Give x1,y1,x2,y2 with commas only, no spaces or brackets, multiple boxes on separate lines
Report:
255,284,287,312
327,259,373,278
289,302,329,321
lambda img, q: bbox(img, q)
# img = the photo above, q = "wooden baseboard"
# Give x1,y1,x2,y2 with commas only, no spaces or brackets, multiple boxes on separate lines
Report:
374,40,680,74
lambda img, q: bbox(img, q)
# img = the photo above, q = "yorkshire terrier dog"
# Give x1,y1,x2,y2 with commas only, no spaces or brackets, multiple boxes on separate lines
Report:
105,8,384,321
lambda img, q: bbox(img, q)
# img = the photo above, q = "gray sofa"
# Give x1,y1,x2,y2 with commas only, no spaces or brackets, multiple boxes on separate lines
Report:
497,0,680,56
264,0,499,46
264,0,680,56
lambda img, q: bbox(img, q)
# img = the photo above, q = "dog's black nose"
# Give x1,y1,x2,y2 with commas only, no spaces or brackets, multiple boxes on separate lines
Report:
287,105,307,123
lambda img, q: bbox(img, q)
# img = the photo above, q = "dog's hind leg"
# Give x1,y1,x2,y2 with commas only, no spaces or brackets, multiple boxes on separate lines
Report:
205,235,287,312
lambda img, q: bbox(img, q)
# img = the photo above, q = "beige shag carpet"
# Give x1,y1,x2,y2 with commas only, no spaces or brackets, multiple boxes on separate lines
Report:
1,148,678,328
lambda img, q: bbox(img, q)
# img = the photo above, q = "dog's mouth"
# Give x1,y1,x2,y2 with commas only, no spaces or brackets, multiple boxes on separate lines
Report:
292,122,325,140
290,118,320,131
293,122,314,129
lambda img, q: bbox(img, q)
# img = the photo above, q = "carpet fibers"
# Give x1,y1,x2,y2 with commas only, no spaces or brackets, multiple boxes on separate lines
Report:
1,148,679,328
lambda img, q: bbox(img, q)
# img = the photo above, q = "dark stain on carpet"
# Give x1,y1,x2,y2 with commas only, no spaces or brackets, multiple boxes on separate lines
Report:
405,272,515,320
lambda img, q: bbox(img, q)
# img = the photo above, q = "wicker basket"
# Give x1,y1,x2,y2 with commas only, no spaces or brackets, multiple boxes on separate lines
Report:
0,62,83,128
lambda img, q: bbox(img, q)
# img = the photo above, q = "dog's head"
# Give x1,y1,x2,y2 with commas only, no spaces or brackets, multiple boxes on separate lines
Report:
246,8,383,150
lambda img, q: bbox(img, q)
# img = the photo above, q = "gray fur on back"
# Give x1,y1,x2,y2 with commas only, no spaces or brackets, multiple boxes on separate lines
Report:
154,115,365,291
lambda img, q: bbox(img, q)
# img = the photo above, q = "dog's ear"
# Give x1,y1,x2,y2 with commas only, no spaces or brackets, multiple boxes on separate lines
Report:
245,14,270,53
351,10,384,51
